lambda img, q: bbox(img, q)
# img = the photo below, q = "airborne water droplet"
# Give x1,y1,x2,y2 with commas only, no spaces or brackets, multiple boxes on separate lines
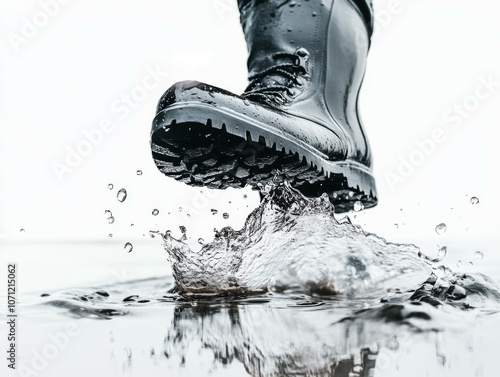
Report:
470,197,480,205
179,225,187,234
211,209,218,215
457,260,463,268
136,170,143,176
223,213,229,219
105,210,115,224
435,223,447,235
198,238,204,245
108,233,113,238
353,201,364,212
473,251,484,260
124,242,133,253
437,246,447,259
20,228,25,233
152,209,159,216
108,184,114,190
117,188,127,203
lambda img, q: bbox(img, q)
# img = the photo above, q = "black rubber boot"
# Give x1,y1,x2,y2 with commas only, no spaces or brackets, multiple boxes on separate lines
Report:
151,0,377,213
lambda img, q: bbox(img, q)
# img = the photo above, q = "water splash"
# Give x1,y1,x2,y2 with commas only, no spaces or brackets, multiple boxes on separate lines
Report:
105,210,115,224
117,188,127,203
435,223,447,235
353,200,364,212
162,182,430,295
474,251,484,260
438,246,447,259
124,242,133,253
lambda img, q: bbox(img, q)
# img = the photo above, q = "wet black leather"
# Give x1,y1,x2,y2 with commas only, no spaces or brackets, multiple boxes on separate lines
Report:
155,80,348,160
157,0,373,167
235,0,373,167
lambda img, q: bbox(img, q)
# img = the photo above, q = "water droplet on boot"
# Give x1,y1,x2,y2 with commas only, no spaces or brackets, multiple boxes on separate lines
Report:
473,251,484,260
152,209,159,216
435,223,447,235
437,246,447,259
353,201,364,212
117,188,127,202
124,242,133,253
312,11,317,17
223,213,229,219
470,197,480,205
136,170,143,176
108,184,114,190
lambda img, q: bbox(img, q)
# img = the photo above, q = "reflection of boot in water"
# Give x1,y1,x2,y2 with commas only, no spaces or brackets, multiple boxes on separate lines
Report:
163,302,382,376
151,0,377,213
333,348,378,377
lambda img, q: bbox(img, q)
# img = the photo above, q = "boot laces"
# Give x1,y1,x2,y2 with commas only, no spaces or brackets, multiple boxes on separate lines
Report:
243,48,309,105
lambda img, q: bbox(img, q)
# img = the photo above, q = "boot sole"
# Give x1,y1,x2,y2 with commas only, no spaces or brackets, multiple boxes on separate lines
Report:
151,103,377,213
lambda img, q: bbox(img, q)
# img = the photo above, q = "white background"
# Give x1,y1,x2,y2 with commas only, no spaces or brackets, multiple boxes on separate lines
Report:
1,0,499,257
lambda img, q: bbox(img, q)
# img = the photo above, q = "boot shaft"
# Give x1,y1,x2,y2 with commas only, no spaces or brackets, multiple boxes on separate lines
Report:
237,0,373,164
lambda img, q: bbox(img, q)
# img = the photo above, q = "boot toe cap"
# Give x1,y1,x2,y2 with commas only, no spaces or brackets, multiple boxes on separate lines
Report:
156,80,236,114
